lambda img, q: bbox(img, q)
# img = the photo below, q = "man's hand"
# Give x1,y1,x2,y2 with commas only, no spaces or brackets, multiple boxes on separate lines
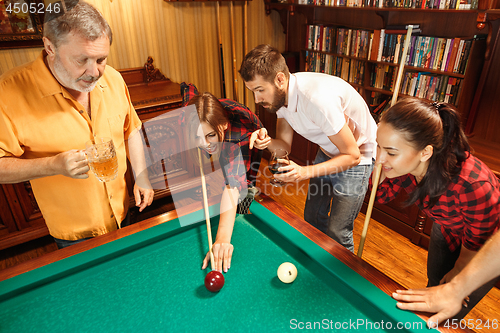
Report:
133,183,154,212
273,159,309,182
249,128,271,150
53,150,90,179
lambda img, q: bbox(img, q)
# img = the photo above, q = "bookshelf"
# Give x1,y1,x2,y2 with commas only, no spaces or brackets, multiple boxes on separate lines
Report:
267,3,488,120
263,0,498,248
304,25,485,118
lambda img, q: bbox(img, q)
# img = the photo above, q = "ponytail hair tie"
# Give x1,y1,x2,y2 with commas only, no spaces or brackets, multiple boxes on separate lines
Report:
431,102,440,113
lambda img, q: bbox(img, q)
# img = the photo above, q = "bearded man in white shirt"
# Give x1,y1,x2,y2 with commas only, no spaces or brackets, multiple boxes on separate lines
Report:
242,44,377,252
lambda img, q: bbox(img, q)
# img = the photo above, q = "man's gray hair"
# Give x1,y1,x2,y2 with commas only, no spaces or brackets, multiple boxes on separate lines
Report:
43,0,112,48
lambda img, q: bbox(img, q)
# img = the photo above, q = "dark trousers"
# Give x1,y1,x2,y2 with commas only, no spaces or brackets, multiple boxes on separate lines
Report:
54,211,132,249
427,222,500,319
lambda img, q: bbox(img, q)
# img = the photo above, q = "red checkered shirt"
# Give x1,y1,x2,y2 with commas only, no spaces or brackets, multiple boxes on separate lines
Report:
181,83,263,192
374,154,500,252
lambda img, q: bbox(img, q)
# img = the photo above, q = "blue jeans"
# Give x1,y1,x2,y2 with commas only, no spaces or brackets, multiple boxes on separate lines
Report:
304,149,373,252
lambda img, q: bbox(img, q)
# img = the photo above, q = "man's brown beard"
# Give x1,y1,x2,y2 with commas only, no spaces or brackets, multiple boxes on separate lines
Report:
259,86,286,114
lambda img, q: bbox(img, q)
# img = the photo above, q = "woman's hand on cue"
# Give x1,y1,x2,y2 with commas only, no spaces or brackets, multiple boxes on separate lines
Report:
201,242,234,273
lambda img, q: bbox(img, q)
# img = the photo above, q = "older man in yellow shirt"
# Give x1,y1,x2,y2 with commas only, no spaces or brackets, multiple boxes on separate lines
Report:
0,1,153,248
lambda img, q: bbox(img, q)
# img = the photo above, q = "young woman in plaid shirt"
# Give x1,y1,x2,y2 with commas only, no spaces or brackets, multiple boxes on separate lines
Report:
374,98,500,320
182,84,263,273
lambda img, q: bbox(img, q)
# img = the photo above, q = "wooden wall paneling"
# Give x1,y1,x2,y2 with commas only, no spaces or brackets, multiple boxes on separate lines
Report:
0,184,49,251
12,183,44,228
0,186,17,236
468,19,500,143
457,38,487,121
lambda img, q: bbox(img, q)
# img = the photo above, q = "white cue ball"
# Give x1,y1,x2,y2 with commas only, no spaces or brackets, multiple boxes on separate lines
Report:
277,262,298,283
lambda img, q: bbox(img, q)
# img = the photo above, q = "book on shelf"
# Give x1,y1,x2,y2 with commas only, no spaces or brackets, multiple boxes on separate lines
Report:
422,37,432,69
445,38,460,72
346,29,353,56
411,37,423,67
444,39,455,71
367,31,374,59
372,98,389,115
316,25,323,51
369,94,391,121
445,77,455,103
438,75,449,102
451,78,463,104
377,29,385,62
428,37,438,69
414,72,425,97
341,58,351,81
322,27,328,52
370,30,381,61
409,73,419,96
452,39,465,73
440,38,453,72
426,76,436,99
381,33,390,62
434,38,446,70
457,39,473,74
306,25,314,50
393,35,403,64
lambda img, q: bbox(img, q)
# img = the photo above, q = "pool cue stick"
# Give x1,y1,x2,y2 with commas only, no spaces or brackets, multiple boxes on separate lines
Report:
243,1,248,106
357,25,414,258
216,2,226,98
230,1,238,101
390,25,414,107
198,147,215,270
357,163,381,257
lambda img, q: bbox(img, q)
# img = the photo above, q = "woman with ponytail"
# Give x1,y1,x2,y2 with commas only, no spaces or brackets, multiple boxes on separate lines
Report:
372,98,500,322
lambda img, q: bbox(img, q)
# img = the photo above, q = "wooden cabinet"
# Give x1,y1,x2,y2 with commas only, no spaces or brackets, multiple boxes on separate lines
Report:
0,184,48,251
118,64,183,121
263,1,498,248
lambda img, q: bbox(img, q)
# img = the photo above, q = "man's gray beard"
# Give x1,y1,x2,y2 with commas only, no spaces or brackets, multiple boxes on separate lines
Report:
53,55,99,93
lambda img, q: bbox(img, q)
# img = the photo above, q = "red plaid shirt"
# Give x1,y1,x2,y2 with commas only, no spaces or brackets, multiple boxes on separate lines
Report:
181,83,263,192
374,154,500,252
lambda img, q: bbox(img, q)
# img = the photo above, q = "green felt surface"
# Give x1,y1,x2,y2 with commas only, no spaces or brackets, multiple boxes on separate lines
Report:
0,202,427,332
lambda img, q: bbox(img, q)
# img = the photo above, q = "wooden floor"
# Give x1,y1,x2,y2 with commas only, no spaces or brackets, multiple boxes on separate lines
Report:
1,161,499,332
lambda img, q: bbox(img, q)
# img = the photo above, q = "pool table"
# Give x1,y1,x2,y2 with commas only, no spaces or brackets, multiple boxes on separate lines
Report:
0,196,469,332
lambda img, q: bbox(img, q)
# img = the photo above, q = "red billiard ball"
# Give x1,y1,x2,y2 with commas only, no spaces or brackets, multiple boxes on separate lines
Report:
204,270,225,292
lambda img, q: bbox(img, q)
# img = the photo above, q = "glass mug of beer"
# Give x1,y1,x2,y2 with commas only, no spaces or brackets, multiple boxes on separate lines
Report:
85,137,118,182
